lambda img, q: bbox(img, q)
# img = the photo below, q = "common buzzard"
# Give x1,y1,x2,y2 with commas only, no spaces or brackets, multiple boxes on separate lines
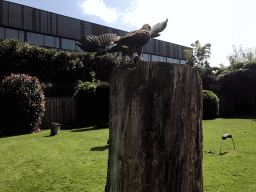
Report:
76,19,168,66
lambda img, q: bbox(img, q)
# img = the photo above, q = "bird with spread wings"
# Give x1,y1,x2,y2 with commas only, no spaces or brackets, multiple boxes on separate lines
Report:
76,19,168,66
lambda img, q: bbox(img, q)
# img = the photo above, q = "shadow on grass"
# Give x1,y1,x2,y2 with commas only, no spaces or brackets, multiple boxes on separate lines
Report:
204,151,215,154
91,145,109,151
219,152,229,155
43,135,58,137
222,116,256,119
71,126,109,132
0,132,33,138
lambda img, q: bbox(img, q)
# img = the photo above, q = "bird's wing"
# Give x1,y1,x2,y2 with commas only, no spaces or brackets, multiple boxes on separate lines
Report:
115,30,151,46
150,19,168,38
76,36,100,52
76,33,120,52
95,44,128,56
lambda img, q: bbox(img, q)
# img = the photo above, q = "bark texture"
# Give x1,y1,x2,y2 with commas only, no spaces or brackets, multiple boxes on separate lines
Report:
105,61,203,192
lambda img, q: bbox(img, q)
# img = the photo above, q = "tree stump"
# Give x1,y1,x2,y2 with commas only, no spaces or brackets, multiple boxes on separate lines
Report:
105,61,203,192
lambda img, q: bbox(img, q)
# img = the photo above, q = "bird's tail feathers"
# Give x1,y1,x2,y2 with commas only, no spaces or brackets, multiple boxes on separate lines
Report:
150,18,168,38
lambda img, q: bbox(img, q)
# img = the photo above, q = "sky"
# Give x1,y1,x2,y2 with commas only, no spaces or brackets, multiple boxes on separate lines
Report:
6,0,256,67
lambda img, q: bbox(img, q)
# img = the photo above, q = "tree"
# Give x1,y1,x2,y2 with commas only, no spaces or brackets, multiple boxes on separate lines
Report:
199,61,217,91
190,40,211,70
184,40,214,90
227,45,256,67
183,49,196,67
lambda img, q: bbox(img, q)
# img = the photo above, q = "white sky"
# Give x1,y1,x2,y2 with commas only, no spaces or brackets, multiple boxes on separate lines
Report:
7,0,256,67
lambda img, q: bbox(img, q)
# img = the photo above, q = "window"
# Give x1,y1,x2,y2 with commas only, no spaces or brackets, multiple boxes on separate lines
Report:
19,31,24,43
0,27,4,40
6,28,18,41
119,31,125,36
180,60,186,64
55,37,59,48
62,38,75,51
152,55,158,61
27,32,44,46
142,53,150,61
45,35,54,47
167,58,174,63
76,41,83,52
159,56,166,62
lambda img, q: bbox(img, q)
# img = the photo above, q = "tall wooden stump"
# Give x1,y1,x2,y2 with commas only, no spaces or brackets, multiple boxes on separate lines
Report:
105,61,203,192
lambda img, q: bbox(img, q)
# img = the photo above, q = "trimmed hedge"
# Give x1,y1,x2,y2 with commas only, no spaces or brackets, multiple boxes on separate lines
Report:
0,73,45,136
0,38,118,97
202,90,219,120
213,69,256,117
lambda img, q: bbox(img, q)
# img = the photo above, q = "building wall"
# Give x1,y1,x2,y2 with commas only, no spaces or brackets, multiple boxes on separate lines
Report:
0,0,192,64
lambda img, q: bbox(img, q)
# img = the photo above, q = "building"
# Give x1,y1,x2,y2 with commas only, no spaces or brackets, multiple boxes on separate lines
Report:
0,0,192,64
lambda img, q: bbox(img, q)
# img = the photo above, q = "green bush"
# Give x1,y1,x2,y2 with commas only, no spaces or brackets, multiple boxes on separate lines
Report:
202,90,219,120
0,38,118,97
95,82,109,126
0,73,45,136
213,69,256,117
73,72,109,127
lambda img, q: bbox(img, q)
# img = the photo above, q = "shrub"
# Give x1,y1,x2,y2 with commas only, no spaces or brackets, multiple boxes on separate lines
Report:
213,69,256,117
73,72,109,127
95,82,109,126
202,90,219,120
0,73,45,136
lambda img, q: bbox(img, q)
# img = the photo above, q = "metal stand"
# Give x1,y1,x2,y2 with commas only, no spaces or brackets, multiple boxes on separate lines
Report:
220,134,235,154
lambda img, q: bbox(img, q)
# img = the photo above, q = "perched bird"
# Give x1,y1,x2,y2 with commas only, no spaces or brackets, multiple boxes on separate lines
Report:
76,19,168,66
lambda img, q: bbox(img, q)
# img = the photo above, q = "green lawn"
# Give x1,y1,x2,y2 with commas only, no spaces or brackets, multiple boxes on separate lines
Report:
0,119,256,191
0,127,109,192
203,118,256,192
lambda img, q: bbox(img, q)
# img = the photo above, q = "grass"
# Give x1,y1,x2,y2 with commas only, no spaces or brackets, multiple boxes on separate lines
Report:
0,118,256,191
203,118,256,192
0,127,109,192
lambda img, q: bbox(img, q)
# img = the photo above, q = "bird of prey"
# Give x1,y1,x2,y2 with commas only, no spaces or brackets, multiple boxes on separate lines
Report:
76,19,168,66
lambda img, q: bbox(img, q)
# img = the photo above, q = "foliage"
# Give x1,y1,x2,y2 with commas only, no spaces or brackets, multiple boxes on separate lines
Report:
95,82,110,126
242,60,256,72
73,72,110,127
199,63,218,91
227,44,256,65
40,82,54,96
212,64,234,81
184,40,214,90
0,38,117,96
213,69,256,117
183,49,196,67
190,40,211,72
73,72,100,97
202,90,219,119
0,73,45,136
